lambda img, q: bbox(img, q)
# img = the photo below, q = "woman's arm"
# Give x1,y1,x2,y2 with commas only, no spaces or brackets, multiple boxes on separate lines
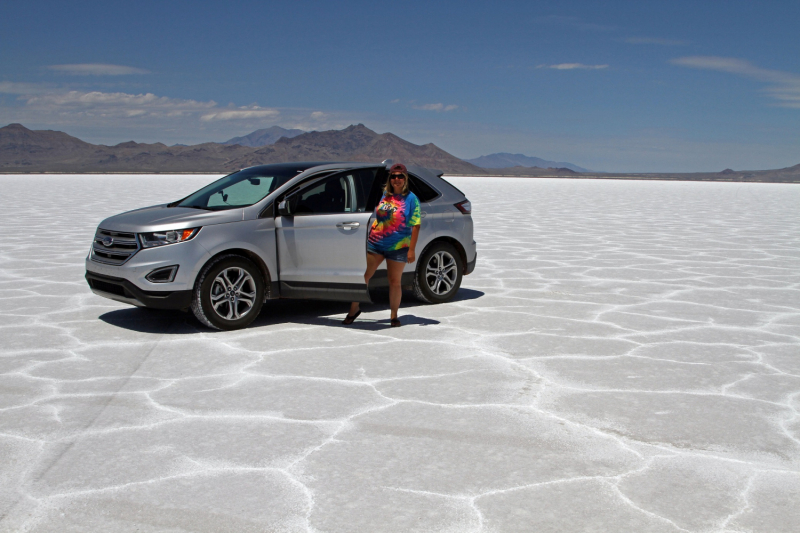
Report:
408,225,420,263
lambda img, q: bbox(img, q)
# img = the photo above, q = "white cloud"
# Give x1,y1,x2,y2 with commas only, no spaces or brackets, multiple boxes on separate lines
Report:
47,63,150,76
626,37,687,46
538,63,609,70
200,107,280,121
672,56,782,80
0,81,376,144
0,82,53,95
1,84,333,133
412,103,458,112
26,90,215,109
18,90,218,121
671,56,800,108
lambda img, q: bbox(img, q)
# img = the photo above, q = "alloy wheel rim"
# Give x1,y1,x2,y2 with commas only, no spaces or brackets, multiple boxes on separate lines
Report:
425,251,457,295
210,267,256,320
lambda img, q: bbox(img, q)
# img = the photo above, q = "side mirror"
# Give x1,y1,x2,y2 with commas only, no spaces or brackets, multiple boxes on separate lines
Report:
278,198,292,216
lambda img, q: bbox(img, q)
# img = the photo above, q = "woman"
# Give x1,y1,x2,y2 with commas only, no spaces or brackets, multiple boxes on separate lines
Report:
343,163,421,327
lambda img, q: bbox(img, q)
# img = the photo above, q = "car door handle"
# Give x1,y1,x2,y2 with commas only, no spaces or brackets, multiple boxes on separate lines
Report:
336,221,360,229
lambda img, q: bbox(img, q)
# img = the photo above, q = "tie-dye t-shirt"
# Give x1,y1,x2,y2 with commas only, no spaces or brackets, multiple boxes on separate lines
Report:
368,192,422,251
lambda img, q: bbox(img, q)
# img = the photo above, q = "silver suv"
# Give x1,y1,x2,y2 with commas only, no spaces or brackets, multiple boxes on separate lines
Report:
85,162,477,330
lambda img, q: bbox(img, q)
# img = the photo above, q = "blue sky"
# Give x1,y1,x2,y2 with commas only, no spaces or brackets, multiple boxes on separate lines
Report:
1,0,798,172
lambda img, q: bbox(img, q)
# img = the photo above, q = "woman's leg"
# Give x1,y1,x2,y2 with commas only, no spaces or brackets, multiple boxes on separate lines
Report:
385,258,405,320
348,252,384,316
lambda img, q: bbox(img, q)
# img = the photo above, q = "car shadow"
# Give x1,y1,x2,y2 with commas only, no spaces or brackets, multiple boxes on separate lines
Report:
315,314,441,331
99,288,484,334
98,308,204,334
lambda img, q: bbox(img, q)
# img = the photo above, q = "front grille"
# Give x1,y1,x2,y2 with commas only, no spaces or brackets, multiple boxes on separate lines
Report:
91,229,140,265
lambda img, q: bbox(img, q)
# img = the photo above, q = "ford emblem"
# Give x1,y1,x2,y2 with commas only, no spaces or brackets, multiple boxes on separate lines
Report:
101,236,114,247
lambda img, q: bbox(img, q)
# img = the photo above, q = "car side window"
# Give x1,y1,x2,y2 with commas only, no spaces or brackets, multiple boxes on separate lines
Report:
293,169,378,215
408,174,440,203
365,171,440,207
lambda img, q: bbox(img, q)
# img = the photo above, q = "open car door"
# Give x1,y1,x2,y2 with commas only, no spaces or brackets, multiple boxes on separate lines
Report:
275,168,381,302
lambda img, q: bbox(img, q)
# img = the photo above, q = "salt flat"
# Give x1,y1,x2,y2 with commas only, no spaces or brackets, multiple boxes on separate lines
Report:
1,174,798,533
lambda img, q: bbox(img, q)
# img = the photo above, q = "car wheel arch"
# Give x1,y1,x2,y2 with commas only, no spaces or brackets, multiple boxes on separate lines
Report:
197,248,271,291
420,236,467,270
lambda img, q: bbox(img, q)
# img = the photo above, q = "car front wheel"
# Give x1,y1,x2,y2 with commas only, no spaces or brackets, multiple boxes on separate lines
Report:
191,255,265,330
413,242,463,304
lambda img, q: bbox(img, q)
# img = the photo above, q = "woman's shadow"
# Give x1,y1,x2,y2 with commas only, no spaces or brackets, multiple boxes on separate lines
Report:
99,288,484,334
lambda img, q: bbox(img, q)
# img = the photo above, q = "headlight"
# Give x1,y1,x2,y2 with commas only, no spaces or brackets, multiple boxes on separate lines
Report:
139,228,200,248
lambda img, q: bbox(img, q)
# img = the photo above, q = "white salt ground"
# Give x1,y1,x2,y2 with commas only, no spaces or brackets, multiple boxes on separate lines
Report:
0,175,798,532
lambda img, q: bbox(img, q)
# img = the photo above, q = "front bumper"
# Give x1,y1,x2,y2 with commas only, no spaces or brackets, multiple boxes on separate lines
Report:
85,232,211,308
85,271,192,310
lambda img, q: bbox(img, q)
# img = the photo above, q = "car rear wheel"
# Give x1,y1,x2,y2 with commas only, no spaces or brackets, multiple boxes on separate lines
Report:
412,242,463,304
191,255,264,330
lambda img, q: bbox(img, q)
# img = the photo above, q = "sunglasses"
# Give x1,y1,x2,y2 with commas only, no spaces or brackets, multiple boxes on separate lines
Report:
390,174,406,180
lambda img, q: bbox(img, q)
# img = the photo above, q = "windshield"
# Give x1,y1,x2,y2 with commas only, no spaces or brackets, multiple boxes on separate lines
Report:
176,168,299,210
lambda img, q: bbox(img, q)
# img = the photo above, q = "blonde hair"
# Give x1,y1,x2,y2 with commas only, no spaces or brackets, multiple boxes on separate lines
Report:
383,171,410,195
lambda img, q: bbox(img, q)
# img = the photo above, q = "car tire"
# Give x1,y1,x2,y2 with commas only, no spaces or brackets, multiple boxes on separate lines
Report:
412,242,463,304
191,254,265,330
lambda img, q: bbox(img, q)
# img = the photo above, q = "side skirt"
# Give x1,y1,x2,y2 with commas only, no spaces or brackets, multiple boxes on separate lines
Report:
280,281,372,302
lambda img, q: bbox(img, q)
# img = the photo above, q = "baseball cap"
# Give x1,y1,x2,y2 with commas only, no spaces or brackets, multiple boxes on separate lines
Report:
389,163,407,174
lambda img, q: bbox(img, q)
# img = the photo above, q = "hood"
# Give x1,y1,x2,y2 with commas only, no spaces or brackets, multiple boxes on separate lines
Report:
99,204,243,232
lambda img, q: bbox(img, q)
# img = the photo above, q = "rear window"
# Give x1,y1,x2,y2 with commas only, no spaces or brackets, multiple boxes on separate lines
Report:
408,174,440,203
438,175,465,196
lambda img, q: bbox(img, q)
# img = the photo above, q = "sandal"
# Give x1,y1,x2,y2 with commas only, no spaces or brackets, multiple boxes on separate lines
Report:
342,310,361,325
390,318,402,327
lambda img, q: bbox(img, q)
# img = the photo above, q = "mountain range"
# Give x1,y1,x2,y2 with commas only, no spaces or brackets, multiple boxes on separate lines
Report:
220,129,591,172
465,153,590,172
1,123,797,182
0,123,482,174
222,129,590,172
222,126,305,147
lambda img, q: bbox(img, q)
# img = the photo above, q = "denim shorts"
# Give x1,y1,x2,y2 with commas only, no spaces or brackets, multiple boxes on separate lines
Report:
367,243,409,263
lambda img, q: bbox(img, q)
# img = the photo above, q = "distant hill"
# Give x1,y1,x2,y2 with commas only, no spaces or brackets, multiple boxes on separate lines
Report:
0,123,96,168
0,123,255,172
0,123,484,174
461,164,800,183
223,126,305,147
466,153,590,172
484,166,579,176
616,164,800,183
223,125,483,174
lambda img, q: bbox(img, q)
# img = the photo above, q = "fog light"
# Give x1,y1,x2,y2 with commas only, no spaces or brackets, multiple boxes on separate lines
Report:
146,265,178,283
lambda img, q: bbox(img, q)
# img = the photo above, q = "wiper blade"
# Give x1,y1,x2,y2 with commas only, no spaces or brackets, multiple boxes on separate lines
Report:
180,205,212,210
